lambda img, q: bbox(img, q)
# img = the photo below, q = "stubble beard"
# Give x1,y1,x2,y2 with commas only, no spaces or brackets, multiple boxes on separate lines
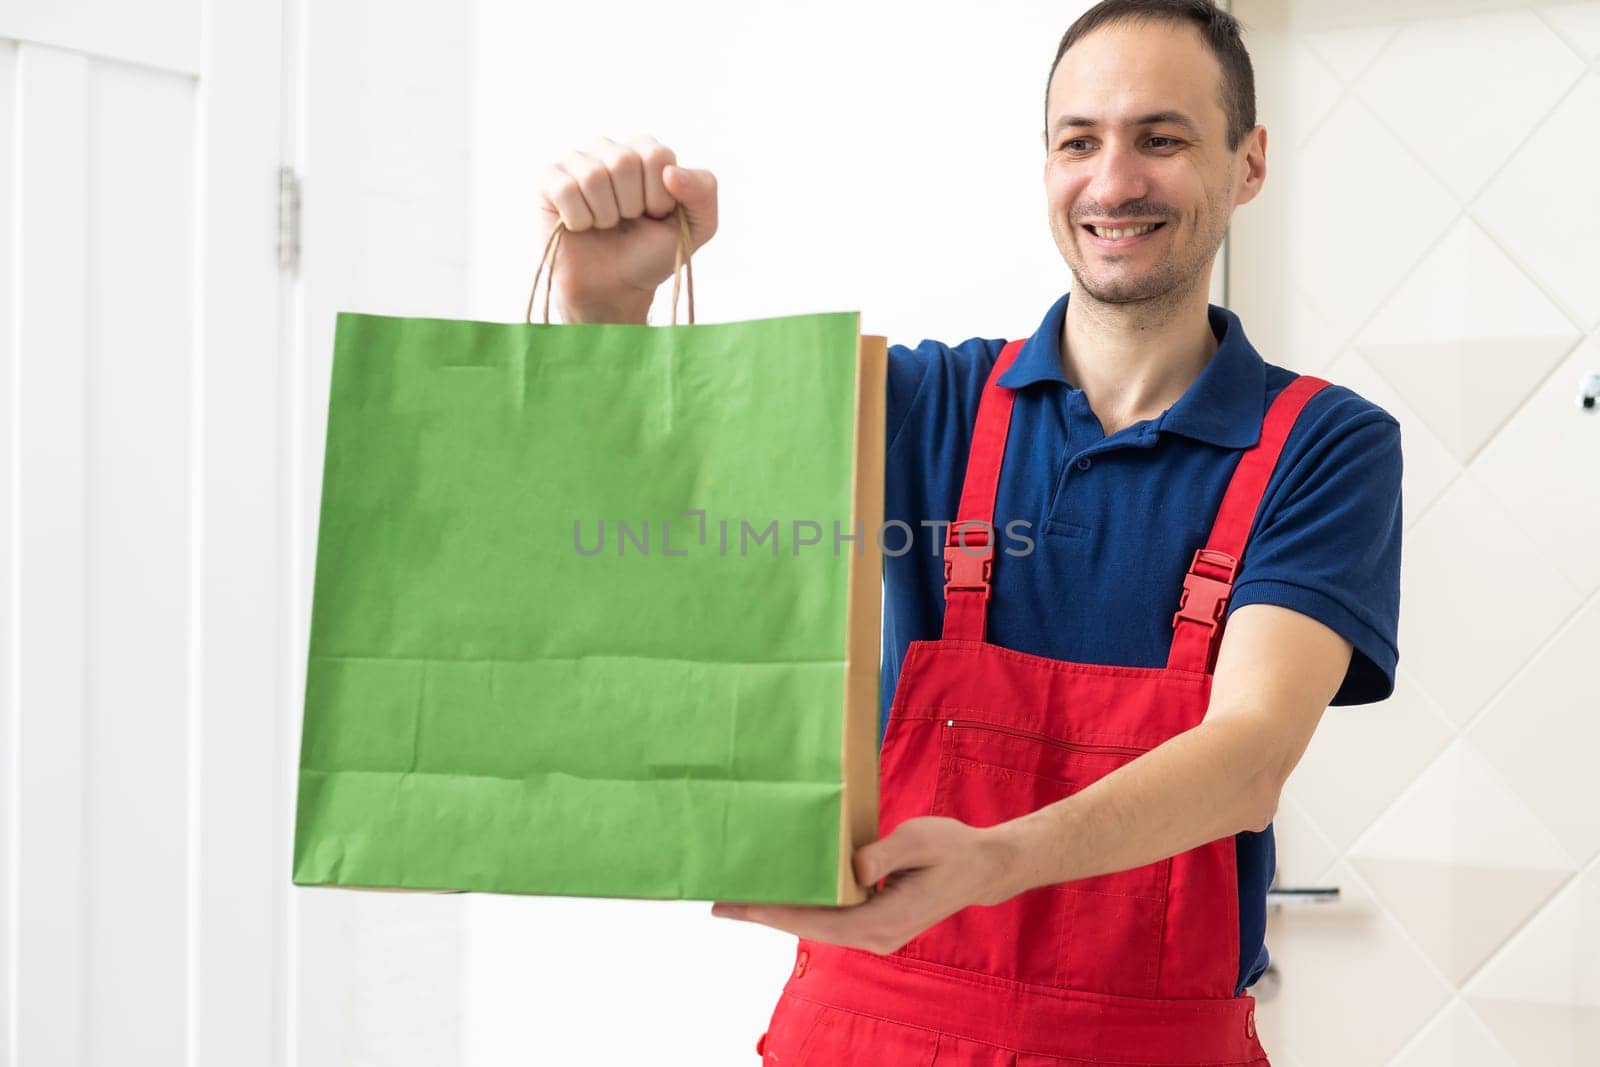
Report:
1049,202,1226,308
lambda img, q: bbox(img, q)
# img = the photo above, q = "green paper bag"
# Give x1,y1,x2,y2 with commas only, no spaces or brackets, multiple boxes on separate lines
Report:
292,309,885,906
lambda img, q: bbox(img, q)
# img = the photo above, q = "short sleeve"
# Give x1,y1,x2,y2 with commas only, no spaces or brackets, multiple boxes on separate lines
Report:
1227,399,1403,705
885,336,1008,455
886,340,943,453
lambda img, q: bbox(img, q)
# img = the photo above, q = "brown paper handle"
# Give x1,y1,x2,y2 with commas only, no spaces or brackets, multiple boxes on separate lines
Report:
525,202,696,326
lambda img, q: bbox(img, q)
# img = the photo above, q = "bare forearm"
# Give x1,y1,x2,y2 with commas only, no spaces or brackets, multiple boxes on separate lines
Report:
991,715,1281,902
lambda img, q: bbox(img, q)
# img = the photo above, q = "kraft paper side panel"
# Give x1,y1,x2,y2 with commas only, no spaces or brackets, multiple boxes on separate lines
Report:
293,311,873,905
837,335,886,906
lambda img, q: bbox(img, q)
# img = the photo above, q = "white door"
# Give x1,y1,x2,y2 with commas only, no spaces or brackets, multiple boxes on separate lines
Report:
0,2,285,1064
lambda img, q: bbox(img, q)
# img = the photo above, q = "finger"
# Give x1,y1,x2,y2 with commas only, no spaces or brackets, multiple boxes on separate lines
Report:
740,891,909,955
805,896,909,955
854,835,910,888
627,133,678,218
535,163,595,232
590,136,645,221
740,904,851,944
660,165,719,248
714,901,820,924
561,149,621,229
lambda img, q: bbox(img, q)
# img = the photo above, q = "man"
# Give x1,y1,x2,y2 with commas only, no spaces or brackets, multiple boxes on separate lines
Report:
535,1,1401,1062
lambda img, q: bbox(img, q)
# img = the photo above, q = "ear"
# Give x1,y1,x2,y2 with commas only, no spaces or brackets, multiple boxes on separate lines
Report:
1234,125,1268,207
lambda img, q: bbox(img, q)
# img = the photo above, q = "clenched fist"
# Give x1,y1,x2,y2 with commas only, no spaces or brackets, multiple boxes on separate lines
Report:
534,134,719,323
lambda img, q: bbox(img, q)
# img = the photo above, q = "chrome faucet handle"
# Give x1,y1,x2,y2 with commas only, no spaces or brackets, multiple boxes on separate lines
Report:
1265,886,1341,909
1579,370,1600,412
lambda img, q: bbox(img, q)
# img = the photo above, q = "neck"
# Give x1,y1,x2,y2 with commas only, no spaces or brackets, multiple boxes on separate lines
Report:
1059,284,1220,436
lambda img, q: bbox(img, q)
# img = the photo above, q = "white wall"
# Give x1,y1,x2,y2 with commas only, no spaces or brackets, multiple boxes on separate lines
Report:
467,1,1102,343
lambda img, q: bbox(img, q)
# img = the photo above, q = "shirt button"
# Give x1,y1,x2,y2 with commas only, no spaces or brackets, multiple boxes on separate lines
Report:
1076,457,1092,471
1245,1007,1256,1038
794,949,809,977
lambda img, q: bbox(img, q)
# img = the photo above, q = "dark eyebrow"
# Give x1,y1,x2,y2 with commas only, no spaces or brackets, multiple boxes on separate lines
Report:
1050,110,1202,138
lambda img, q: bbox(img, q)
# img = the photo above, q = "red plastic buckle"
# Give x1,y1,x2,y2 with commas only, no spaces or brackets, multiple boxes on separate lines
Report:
943,525,994,593
1172,548,1239,630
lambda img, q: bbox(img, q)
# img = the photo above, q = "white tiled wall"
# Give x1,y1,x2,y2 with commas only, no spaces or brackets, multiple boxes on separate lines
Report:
1231,2,1600,1063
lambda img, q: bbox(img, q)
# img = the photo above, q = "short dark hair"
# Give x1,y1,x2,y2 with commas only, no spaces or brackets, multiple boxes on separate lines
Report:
1044,0,1257,153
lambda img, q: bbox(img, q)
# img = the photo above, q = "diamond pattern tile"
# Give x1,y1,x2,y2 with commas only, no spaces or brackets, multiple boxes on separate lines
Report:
1238,9,1346,157
1469,865,1600,1003
1289,98,1458,341
1470,335,1600,598
1280,668,1452,855
1233,1,1600,1062
1355,218,1580,465
1356,10,1584,203
1467,867,1600,1065
1352,858,1571,988
1349,740,1574,984
1322,349,1459,530
1268,795,1340,889
1476,73,1600,330
1254,860,1452,1067
1397,472,1581,725
1390,1001,1519,1067
1467,593,1600,867
1229,285,1344,378
1465,1001,1600,1067
1541,1,1600,60
1225,253,1343,374
1282,42,1345,153
1276,287,1345,375
1303,23,1397,83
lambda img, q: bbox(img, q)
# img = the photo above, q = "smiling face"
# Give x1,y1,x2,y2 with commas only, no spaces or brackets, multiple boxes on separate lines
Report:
1043,18,1264,307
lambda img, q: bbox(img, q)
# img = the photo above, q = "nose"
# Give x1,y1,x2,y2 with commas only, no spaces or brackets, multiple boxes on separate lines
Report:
1084,141,1151,214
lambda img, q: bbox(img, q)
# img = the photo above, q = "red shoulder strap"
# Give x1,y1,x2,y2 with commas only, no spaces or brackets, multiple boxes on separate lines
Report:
1166,374,1332,674
940,340,1026,641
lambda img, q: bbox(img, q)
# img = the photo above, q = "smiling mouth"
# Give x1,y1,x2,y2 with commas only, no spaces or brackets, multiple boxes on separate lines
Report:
1082,221,1167,245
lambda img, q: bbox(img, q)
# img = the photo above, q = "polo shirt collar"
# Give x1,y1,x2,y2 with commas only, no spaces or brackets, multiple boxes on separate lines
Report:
995,290,1266,449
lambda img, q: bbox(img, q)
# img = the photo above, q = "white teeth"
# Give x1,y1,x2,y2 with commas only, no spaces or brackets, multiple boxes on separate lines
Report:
1091,223,1158,238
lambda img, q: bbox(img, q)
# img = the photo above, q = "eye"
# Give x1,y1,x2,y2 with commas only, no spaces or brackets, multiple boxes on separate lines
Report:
1057,136,1181,153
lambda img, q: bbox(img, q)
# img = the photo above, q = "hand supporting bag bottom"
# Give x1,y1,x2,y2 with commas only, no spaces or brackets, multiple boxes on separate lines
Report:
292,298,884,906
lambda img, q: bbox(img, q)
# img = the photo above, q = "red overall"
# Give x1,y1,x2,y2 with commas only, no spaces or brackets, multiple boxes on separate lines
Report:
756,338,1330,1066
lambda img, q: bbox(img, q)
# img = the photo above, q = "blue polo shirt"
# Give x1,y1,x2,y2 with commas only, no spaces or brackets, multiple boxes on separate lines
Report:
879,289,1403,997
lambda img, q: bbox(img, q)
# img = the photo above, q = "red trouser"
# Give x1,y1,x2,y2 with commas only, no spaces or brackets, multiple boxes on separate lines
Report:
756,339,1328,1065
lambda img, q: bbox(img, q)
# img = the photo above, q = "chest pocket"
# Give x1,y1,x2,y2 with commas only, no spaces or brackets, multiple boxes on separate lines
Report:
900,718,1172,998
